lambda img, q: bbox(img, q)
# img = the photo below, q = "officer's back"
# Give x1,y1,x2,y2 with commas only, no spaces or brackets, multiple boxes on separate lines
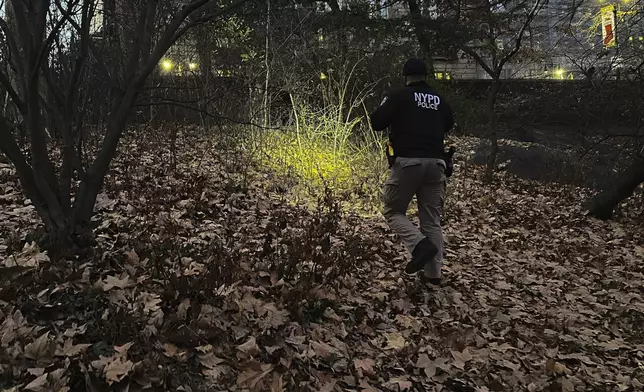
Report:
370,59,453,160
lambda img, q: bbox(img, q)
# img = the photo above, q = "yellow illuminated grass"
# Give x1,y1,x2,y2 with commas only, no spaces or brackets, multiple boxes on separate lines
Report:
262,131,354,187
256,103,388,208
255,62,390,211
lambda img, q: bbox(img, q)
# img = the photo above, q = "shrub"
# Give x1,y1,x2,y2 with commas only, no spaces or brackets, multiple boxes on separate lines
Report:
255,68,389,213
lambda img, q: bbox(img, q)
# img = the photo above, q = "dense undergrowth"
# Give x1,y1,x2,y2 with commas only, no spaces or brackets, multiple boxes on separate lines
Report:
0,126,643,391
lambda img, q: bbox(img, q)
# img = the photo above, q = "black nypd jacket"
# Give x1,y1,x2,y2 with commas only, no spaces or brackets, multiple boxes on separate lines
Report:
370,81,454,159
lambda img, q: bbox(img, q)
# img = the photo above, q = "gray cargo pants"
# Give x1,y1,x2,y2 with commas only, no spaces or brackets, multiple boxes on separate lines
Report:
383,157,446,279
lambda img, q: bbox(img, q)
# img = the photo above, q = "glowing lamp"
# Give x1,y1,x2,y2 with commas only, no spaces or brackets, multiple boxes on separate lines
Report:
161,60,173,71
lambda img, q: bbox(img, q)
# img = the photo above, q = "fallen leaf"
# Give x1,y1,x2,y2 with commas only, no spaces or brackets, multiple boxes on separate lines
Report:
114,342,133,356
140,292,162,313
237,337,260,356
354,358,376,377
384,332,406,350
24,368,69,392
162,343,188,361
416,355,450,379
270,373,284,392
599,340,630,351
311,341,337,359
24,374,48,391
257,303,290,330
501,359,520,371
102,275,133,291
451,347,473,370
237,363,273,389
178,298,191,320
46,368,69,391
125,250,139,265
385,377,412,391
27,368,45,377
203,365,230,381
90,355,113,372
162,343,179,357
323,308,343,322
395,315,422,331
63,323,87,338
24,332,55,364
196,344,213,353
415,353,432,368
546,358,569,375
104,357,135,385
56,339,91,357
199,352,225,369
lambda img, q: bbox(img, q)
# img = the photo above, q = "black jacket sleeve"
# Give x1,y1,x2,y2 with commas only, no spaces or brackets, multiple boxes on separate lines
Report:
370,93,398,132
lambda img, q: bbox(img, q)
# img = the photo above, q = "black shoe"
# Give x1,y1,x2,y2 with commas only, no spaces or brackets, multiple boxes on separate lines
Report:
419,275,442,287
405,238,438,275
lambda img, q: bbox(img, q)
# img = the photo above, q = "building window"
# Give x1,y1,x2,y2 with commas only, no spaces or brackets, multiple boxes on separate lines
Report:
435,72,451,80
380,0,389,18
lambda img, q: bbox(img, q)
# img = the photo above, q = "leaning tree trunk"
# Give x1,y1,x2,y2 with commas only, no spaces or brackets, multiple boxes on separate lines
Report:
584,155,644,220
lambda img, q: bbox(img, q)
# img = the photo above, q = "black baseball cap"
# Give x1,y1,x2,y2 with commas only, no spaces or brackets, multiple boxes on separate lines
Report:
402,58,428,76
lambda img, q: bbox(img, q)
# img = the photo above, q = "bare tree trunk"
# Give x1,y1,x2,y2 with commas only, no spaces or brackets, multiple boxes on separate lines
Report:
263,0,271,128
485,79,500,181
195,27,214,127
584,155,644,220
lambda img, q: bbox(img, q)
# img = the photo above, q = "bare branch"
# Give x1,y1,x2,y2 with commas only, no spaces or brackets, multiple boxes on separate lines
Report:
498,0,547,71
580,133,644,159
32,0,80,83
460,45,497,77
133,98,282,130
169,0,250,47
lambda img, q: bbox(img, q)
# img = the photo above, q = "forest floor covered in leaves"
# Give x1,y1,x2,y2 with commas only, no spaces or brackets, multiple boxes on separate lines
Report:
1,129,643,392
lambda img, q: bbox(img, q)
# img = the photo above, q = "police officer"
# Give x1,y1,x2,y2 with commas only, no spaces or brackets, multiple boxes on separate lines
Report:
370,58,454,285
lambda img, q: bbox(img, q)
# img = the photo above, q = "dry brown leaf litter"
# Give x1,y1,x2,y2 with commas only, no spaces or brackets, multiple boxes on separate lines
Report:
0,132,643,391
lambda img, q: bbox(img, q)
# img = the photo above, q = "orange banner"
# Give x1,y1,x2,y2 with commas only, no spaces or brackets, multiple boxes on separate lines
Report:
601,5,616,48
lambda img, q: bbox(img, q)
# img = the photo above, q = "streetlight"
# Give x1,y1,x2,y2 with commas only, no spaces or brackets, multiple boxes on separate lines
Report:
161,59,173,71
554,68,566,79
